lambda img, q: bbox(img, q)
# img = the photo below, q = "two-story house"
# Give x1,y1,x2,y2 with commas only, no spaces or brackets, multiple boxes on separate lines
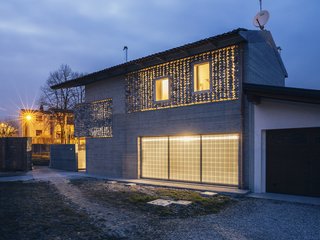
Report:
52,28,320,197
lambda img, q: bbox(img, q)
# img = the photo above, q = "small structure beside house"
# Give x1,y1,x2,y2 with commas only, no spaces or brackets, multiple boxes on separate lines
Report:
52,28,320,197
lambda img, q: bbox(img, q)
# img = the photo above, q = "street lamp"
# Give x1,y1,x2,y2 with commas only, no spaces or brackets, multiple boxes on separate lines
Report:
24,114,33,137
25,114,32,121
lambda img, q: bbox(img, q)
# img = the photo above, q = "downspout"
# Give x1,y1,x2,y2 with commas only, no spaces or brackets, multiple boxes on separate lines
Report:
239,42,246,190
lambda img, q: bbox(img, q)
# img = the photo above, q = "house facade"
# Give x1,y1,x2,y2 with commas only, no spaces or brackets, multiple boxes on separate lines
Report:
19,108,75,144
52,28,320,197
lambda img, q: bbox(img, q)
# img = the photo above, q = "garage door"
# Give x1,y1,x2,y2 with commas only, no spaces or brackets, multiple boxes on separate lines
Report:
266,128,320,197
141,134,239,186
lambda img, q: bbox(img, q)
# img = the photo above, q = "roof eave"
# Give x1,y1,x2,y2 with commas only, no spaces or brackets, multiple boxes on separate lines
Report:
244,83,320,105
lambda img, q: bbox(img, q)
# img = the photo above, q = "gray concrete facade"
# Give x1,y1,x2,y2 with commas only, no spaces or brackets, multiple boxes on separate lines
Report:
81,30,286,190
85,76,243,180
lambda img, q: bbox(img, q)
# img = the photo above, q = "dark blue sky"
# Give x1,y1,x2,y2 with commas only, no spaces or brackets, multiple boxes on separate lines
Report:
0,0,319,119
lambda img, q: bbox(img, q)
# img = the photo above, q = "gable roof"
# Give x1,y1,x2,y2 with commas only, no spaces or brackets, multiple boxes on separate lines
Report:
51,28,248,89
244,83,320,105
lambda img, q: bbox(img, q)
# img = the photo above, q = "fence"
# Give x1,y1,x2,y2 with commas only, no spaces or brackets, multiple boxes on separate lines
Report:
0,137,32,171
32,144,50,165
50,144,77,171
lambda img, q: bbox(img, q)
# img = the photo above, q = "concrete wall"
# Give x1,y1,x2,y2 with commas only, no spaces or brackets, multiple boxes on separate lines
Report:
83,30,288,188
85,76,243,181
252,99,320,193
85,77,127,177
0,137,32,171
240,30,287,87
124,100,242,179
50,144,77,171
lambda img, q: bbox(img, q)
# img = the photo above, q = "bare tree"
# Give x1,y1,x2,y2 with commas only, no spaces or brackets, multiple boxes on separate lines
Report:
0,119,18,137
39,64,85,143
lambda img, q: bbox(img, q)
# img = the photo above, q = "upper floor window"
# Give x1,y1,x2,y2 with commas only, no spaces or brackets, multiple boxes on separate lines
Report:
36,115,43,121
193,62,210,92
155,77,169,101
67,116,74,125
36,130,42,136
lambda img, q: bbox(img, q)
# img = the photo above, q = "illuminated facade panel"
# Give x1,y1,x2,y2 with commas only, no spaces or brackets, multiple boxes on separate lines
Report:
74,99,112,138
202,134,239,185
140,134,239,185
126,45,240,113
169,136,201,182
141,137,168,179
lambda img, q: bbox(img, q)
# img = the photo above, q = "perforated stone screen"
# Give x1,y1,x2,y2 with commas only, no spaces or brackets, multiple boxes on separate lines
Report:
74,99,112,138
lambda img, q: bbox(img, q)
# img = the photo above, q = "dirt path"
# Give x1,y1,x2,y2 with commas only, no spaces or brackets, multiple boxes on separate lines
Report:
32,170,158,239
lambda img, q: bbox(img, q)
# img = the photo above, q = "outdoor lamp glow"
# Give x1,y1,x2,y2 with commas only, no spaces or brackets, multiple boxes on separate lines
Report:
25,114,32,121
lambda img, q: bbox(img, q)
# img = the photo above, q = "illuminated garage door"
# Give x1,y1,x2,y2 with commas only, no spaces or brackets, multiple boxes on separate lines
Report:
141,134,239,185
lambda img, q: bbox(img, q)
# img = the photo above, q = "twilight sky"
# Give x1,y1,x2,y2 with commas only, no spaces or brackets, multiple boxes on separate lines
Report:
0,0,319,119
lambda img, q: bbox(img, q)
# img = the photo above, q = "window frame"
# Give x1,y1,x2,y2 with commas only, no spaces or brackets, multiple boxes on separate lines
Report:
35,130,42,136
191,60,212,93
153,76,171,103
35,115,43,122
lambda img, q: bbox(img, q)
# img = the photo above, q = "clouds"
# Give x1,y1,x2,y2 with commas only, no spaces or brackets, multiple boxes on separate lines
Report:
0,0,320,119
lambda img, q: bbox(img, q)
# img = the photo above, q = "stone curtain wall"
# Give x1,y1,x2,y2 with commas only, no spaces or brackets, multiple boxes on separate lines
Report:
126,45,240,113
74,99,112,138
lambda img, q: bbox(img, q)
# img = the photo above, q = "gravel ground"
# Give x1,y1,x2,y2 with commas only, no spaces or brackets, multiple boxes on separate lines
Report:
0,181,113,240
154,198,320,240
1,169,319,240
68,178,320,240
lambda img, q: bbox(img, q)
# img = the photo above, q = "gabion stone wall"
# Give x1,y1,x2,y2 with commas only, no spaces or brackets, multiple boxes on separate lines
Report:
74,99,112,138
126,45,240,113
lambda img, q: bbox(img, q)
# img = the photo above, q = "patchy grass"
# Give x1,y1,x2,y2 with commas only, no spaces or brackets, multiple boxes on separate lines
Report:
0,181,114,240
71,178,234,218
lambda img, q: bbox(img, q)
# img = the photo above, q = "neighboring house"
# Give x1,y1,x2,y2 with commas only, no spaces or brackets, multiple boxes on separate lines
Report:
52,28,320,197
20,108,75,144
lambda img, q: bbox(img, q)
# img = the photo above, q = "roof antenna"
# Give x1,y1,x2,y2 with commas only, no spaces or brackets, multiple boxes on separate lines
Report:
259,0,262,11
253,0,270,30
123,46,128,62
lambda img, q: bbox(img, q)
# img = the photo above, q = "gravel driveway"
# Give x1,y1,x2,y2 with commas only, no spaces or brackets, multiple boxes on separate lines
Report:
154,198,320,240
58,178,320,240
1,167,319,240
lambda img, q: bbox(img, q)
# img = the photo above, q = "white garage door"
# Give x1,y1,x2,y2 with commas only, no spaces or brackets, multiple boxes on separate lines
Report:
141,134,239,186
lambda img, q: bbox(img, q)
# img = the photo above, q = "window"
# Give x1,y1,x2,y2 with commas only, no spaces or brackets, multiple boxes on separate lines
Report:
155,78,169,101
193,62,210,92
141,133,239,185
36,115,43,121
67,116,74,125
56,132,61,139
36,130,42,136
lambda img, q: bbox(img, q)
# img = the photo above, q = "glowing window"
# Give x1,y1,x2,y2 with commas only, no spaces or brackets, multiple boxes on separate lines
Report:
36,115,43,121
141,137,168,179
193,62,210,92
155,78,169,101
140,134,239,186
169,136,201,182
36,130,42,136
202,134,239,185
